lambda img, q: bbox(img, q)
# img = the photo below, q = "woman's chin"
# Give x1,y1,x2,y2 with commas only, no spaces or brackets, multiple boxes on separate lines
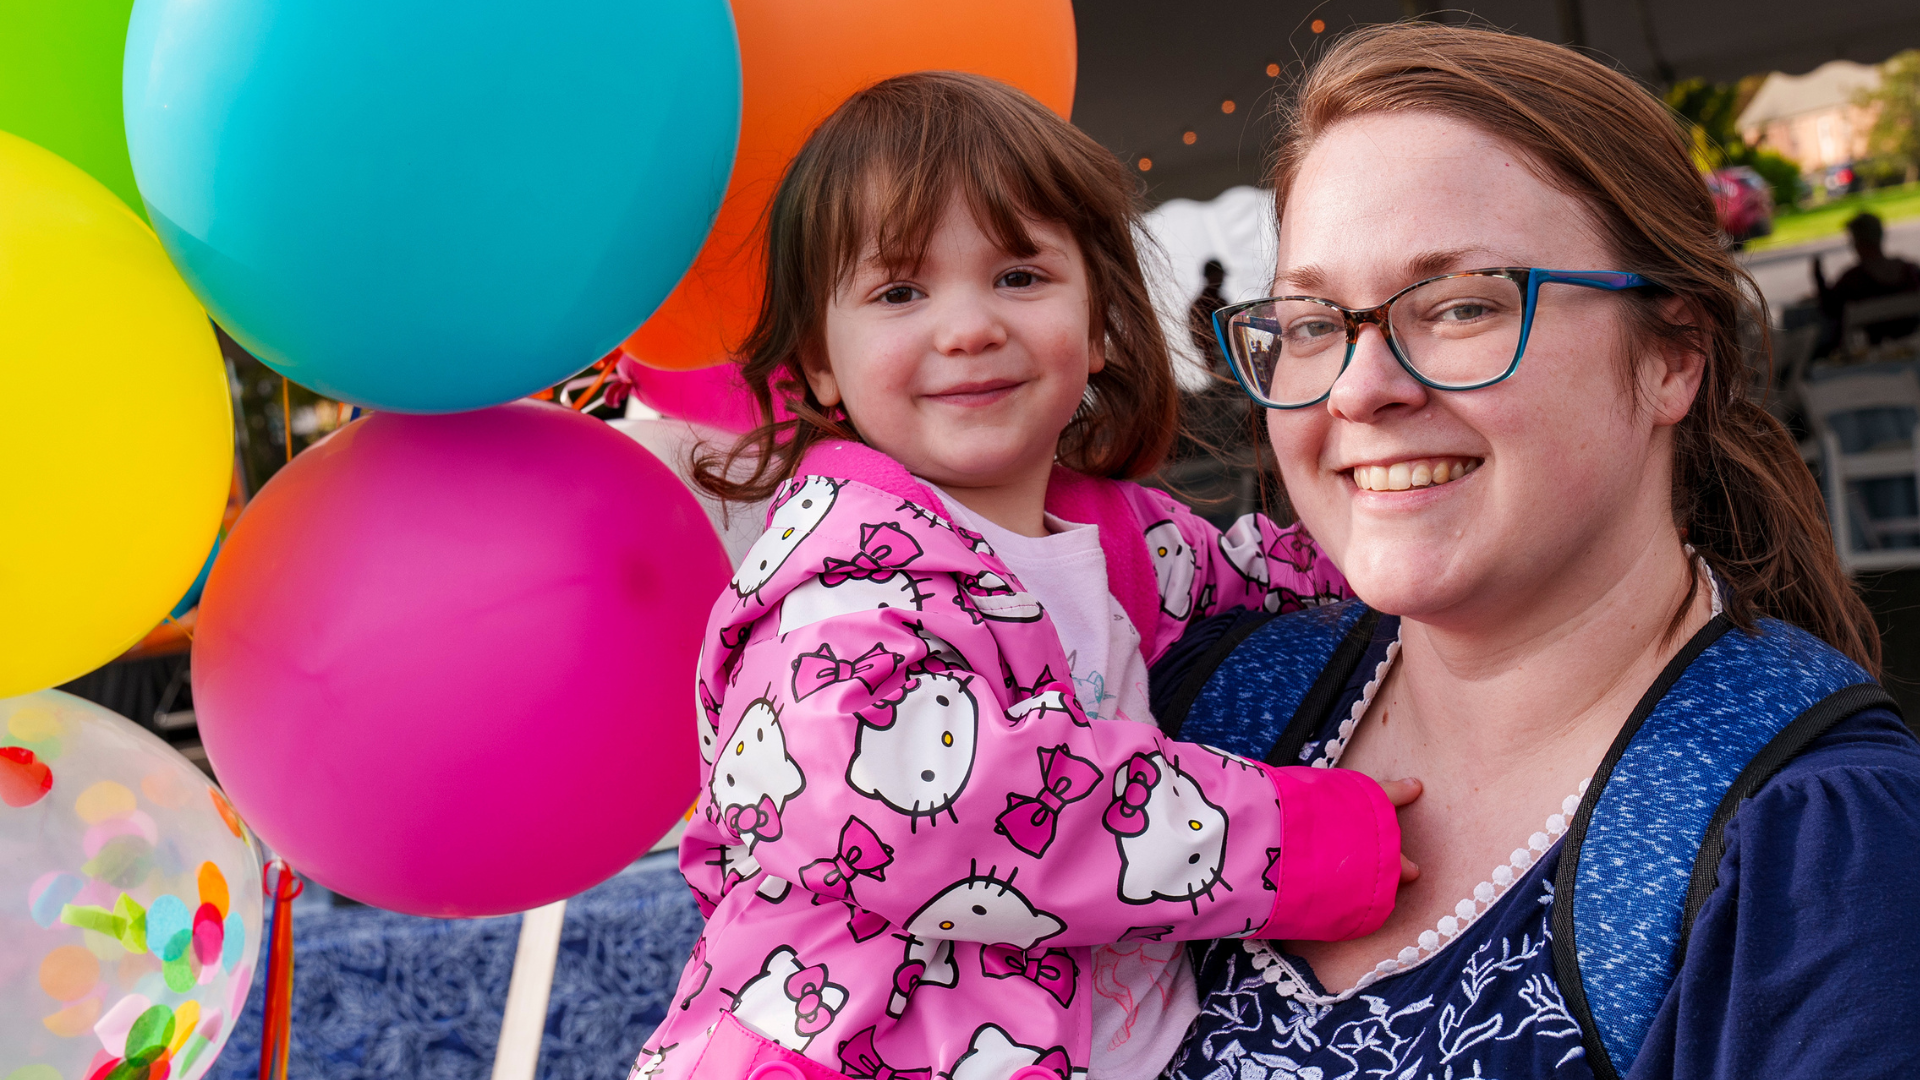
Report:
1335,546,1476,621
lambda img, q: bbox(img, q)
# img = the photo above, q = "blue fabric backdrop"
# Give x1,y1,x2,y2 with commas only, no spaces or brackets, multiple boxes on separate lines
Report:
206,852,701,1080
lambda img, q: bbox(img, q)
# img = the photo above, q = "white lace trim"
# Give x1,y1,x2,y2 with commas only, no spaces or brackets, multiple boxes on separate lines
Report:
1244,556,1720,1004
1243,773,1589,1004
1305,637,1399,769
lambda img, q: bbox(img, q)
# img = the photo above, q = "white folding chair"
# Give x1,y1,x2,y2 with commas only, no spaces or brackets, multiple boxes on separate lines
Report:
1842,293,1920,352
1804,367,1920,572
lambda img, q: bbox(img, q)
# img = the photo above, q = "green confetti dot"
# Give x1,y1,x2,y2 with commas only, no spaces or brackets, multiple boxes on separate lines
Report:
83,835,153,889
125,1003,176,1062
176,1033,211,1074
163,951,196,992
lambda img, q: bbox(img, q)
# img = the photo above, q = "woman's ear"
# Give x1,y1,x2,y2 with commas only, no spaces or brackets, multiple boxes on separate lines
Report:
1640,297,1708,428
798,342,842,408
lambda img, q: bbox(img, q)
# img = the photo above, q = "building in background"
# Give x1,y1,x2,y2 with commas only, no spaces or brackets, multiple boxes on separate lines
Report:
1737,59,1882,174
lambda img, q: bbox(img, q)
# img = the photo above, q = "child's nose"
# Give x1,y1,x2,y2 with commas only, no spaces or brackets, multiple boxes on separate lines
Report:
932,294,1008,356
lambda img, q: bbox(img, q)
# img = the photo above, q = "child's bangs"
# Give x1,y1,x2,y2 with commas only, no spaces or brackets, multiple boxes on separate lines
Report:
821,108,1079,290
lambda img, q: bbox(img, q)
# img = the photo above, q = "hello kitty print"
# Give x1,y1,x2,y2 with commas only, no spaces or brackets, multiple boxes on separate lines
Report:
638,440,1380,1080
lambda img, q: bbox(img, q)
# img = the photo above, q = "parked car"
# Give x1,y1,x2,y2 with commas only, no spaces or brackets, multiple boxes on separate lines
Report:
1708,166,1774,245
1819,161,1863,199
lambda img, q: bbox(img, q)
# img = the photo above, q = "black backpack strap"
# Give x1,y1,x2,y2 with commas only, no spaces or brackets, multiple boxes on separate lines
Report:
1674,681,1900,956
1263,608,1381,766
1157,609,1275,742
1552,617,1887,1080
1156,600,1376,766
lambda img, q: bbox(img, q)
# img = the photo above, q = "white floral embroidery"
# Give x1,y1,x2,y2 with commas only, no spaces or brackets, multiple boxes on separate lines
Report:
1172,883,1586,1080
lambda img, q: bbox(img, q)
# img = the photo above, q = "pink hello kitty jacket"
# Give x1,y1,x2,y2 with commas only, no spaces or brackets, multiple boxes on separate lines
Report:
637,440,1397,1080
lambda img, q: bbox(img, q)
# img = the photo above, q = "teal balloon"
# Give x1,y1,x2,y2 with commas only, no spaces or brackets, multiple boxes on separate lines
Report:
123,0,740,413
168,533,220,621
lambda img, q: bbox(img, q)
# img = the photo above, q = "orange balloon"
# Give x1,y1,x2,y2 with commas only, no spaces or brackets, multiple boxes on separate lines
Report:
623,0,1076,371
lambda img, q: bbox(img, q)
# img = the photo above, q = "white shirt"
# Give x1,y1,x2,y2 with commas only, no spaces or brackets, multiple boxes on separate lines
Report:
929,488,1200,1080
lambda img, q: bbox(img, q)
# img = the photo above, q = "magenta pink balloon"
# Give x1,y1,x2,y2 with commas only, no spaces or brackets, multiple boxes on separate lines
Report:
627,358,763,433
192,402,728,916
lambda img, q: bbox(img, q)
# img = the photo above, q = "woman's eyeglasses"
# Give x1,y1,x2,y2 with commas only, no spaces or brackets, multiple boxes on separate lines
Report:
1210,267,1652,410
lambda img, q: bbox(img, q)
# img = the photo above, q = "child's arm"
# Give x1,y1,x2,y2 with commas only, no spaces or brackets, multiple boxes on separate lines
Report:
1129,485,1351,653
702,579,1397,949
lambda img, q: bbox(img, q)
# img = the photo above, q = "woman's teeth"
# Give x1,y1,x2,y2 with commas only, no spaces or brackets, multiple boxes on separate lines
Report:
1350,458,1479,492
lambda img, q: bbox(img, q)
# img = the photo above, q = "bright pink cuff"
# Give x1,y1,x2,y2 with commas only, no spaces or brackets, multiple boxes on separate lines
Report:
1255,764,1401,941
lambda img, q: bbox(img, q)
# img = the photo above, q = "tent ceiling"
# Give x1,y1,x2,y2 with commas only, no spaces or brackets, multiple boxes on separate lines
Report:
1072,0,1920,202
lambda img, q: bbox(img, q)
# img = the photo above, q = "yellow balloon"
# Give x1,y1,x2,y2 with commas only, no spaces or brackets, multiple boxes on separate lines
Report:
0,130,230,695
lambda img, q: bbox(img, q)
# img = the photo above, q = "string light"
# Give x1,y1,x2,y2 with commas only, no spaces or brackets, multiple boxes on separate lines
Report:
1183,131,1197,145
1220,99,1236,114
1266,62,1281,77
1138,157,1153,172
1311,19,1326,33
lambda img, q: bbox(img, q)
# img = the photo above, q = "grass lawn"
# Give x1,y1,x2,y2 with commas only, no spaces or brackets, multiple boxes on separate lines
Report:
1749,182,1920,251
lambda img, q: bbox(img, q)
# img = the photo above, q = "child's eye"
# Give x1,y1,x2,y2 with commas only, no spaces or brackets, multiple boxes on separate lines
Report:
999,270,1039,289
879,285,921,305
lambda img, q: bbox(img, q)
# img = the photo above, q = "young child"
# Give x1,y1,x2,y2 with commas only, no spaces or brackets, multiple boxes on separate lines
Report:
636,72,1406,1080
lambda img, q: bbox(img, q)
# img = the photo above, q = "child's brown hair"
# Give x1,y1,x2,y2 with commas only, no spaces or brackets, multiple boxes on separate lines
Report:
693,70,1178,502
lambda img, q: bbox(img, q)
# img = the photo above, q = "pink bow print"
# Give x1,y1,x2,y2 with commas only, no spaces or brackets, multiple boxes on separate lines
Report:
980,943,1080,1007
842,903,891,942
800,816,894,901
1018,1048,1074,1080
1102,753,1162,837
784,964,840,1037
724,795,783,843
1270,528,1319,572
892,956,925,996
819,523,922,585
995,746,1102,856
792,642,902,701
838,1027,931,1080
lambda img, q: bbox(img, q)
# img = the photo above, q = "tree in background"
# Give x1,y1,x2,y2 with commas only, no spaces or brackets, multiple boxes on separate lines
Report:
1667,76,1804,209
1857,50,1920,186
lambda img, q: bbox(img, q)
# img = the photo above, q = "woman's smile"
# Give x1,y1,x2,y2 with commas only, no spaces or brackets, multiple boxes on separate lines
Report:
1342,456,1481,492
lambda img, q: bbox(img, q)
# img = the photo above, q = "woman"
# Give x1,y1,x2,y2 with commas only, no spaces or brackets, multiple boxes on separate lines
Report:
1152,24,1920,1080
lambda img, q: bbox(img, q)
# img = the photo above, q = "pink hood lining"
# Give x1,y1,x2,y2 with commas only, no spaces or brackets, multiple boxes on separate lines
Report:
791,440,1164,662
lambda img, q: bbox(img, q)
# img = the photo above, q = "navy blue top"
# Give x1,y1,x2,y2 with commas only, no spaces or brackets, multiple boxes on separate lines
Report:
1151,611,1920,1080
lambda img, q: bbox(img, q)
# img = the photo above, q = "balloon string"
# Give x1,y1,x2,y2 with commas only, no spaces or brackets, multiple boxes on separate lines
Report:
259,860,304,1080
163,613,195,642
281,377,293,463
570,352,621,412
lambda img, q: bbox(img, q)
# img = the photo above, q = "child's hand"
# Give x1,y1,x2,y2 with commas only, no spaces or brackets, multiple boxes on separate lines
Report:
1379,777,1422,883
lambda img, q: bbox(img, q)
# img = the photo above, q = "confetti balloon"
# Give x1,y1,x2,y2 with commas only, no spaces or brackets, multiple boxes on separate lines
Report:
0,691,262,1080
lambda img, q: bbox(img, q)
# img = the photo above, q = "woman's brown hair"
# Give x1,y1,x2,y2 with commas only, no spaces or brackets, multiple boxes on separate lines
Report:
1269,23,1880,674
693,70,1177,503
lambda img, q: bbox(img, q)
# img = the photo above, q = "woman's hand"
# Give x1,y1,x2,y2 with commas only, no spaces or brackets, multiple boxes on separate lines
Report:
1380,777,1423,882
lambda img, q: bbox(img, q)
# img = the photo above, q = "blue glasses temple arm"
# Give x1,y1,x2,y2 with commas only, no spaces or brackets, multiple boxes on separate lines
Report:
1534,270,1651,291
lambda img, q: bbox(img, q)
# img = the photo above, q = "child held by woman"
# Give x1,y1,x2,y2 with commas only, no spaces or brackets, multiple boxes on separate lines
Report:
637,72,1412,1080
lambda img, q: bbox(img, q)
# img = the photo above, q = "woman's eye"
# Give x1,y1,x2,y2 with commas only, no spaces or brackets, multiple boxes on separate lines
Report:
1436,302,1490,322
999,270,1038,288
880,285,919,305
1289,318,1340,340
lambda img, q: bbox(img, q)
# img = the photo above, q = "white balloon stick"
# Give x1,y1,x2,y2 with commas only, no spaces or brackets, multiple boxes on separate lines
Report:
492,899,568,1080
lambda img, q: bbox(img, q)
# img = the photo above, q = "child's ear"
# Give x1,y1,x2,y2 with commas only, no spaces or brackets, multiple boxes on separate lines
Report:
1087,331,1107,377
798,343,842,408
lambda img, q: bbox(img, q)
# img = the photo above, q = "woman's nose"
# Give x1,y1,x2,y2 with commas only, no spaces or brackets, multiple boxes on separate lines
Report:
932,292,1007,356
1326,324,1429,423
